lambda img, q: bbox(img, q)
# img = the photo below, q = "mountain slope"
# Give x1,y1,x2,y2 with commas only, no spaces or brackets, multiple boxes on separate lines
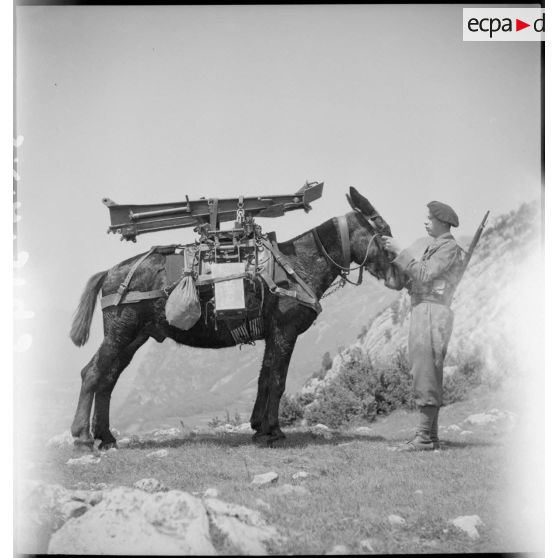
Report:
300,201,542,398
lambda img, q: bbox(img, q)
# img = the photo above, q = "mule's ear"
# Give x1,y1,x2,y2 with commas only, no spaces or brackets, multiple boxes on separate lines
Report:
349,186,375,217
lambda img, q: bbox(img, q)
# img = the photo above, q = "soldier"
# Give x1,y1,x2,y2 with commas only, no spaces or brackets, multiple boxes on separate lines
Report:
381,201,464,451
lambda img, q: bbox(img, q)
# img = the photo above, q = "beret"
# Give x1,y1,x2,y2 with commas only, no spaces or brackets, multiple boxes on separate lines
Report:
427,201,459,227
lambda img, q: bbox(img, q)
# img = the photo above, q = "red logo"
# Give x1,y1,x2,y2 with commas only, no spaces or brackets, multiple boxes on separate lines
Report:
516,19,530,32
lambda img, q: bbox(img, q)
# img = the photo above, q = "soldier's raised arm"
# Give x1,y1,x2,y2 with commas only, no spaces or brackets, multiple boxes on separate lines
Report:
391,240,461,284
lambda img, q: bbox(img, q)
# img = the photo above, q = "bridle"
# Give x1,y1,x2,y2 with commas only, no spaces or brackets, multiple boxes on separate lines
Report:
312,203,387,287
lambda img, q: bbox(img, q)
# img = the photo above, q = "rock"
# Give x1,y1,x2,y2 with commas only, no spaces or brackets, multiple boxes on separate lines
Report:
252,472,279,486
204,497,279,555
237,422,253,432
450,515,483,539
66,455,101,466
354,426,375,436
447,424,462,432
117,437,131,447
48,488,216,555
16,482,103,554
388,514,406,526
271,484,310,497
133,478,167,493
146,449,169,458
152,427,181,438
326,544,349,554
204,487,219,498
46,430,74,448
310,424,333,440
255,498,271,511
359,538,377,553
215,423,236,434
460,430,474,436
292,471,309,480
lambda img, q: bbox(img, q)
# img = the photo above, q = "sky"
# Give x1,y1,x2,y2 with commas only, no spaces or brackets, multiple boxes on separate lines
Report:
14,4,541,384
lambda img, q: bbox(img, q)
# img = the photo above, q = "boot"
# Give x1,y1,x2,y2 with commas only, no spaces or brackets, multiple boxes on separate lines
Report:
430,407,441,450
396,405,437,452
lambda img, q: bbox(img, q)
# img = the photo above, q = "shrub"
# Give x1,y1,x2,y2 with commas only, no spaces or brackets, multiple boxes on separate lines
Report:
278,393,305,426
304,347,414,428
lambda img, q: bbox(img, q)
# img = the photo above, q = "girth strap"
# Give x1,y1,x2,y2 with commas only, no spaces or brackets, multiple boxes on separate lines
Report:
101,288,169,310
111,247,156,307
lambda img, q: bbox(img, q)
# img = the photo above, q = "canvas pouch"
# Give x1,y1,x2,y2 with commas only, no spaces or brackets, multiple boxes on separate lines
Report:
165,274,201,331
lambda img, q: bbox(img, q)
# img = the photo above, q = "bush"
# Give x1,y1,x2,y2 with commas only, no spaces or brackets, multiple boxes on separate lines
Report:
304,347,415,428
278,393,305,426
443,351,483,405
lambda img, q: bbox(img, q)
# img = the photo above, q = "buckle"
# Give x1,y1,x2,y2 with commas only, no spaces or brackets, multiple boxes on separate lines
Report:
116,283,127,295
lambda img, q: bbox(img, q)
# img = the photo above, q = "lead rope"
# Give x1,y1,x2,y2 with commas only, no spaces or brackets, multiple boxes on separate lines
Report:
319,233,378,299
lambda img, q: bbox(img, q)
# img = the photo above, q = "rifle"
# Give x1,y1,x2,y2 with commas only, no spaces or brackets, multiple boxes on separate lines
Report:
458,210,490,282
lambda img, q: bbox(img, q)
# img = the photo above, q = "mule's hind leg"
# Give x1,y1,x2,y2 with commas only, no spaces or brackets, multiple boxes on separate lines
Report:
71,309,142,449
71,341,115,450
92,332,149,449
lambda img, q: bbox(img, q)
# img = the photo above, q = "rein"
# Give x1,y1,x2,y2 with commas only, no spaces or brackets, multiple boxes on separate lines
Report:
312,214,381,288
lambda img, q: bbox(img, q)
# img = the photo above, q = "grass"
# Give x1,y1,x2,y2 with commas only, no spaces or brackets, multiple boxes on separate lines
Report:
23,385,535,555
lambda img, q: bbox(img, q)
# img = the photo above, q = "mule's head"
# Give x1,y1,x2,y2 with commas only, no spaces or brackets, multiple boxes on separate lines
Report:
345,187,402,287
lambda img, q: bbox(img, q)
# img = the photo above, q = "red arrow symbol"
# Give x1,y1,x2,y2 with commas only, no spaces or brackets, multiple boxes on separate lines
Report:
516,19,530,31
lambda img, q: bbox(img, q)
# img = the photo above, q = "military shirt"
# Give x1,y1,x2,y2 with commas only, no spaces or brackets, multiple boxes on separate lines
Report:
392,232,464,305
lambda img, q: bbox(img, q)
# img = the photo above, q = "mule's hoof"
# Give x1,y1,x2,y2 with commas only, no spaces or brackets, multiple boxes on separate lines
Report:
73,439,94,452
252,431,270,441
99,441,118,451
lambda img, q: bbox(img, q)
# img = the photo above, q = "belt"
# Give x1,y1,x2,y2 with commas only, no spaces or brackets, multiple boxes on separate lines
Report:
411,293,452,307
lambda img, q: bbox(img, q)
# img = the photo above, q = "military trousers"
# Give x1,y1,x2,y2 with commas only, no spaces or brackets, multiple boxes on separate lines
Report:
408,302,454,407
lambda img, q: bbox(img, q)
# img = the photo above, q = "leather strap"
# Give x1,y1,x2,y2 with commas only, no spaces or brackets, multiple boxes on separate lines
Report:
260,238,321,312
112,248,156,306
195,272,247,286
337,215,351,271
312,216,351,273
101,288,169,309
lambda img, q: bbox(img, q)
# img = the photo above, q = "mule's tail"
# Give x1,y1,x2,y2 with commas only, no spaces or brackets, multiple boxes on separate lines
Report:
70,270,108,346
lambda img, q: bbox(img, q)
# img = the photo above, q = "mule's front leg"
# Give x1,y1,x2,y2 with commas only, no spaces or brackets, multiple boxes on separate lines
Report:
250,354,272,437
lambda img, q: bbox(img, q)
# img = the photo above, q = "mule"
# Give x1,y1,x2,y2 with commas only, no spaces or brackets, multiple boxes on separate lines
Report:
69,187,403,449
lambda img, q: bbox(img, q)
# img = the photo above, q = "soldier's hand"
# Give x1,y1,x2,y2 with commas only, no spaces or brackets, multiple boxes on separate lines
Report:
381,236,402,255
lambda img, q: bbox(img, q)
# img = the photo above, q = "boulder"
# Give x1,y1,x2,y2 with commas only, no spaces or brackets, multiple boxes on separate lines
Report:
203,487,219,498
359,538,378,553
133,478,167,493
152,427,181,438
326,544,349,554
460,430,474,436
450,515,483,539
46,430,73,448
310,424,333,440
16,482,102,554
292,471,309,480
48,487,217,555
354,426,375,436
204,497,279,555
65,455,101,466
388,514,406,526
146,449,169,458
251,472,279,486
447,424,462,432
